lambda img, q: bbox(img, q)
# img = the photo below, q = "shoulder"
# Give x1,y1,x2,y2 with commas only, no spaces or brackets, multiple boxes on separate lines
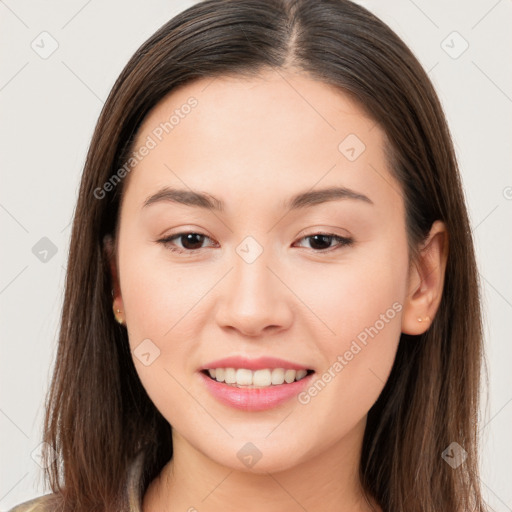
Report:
7,493,60,512
8,450,146,512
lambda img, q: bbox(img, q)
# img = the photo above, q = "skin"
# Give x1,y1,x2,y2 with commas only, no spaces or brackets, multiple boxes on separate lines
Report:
107,68,448,512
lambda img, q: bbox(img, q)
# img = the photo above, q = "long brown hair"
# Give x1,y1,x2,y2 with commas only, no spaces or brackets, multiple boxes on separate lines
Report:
40,1,488,510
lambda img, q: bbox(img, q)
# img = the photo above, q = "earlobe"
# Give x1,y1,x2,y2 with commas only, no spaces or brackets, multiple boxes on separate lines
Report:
103,234,125,324
401,220,448,335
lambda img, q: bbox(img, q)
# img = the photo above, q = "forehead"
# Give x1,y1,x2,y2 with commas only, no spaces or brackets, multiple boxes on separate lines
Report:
123,69,399,214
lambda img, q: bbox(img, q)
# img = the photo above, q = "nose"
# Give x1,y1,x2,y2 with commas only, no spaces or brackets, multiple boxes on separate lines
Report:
215,245,294,338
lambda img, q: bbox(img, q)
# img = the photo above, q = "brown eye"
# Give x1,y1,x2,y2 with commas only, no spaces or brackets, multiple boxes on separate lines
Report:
294,233,353,252
158,232,214,254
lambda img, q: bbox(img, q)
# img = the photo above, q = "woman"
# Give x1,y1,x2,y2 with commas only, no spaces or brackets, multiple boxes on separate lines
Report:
9,0,488,511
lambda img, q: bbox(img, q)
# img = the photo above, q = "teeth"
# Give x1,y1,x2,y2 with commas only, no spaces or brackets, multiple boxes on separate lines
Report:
206,367,310,387
296,369,307,380
284,369,296,383
271,368,285,385
236,368,253,385
225,368,236,384
253,369,271,387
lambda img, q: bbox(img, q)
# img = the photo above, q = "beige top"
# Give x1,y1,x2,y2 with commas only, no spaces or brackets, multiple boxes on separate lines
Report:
7,450,146,512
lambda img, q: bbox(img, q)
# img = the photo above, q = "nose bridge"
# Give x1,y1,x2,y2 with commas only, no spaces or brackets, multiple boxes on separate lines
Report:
231,233,277,302
216,233,292,334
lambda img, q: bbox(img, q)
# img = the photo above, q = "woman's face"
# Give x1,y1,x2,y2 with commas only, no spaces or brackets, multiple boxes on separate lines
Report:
113,69,411,472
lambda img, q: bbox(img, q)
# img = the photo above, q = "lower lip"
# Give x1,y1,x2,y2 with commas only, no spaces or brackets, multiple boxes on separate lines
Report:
199,371,314,411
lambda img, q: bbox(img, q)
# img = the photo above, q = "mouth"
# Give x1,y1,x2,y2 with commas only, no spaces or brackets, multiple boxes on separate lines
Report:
198,361,316,411
201,367,315,388
198,356,316,411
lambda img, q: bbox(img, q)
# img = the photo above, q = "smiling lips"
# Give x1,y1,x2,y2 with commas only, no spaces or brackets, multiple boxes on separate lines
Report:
205,367,309,387
201,355,313,387
199,356,315,411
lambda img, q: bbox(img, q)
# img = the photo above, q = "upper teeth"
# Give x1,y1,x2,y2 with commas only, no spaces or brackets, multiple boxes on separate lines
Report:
207,368,308,387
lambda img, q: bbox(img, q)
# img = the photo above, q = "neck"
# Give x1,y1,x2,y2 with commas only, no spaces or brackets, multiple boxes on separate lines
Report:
142,418,381,512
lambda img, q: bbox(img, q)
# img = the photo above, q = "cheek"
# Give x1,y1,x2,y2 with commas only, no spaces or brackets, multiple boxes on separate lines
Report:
119,261,198,426
294,236,408,349
294,237,408,413
117,241,202,403
119,240,198,342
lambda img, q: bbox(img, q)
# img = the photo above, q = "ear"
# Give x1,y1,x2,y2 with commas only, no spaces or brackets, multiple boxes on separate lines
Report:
103,234,123,310
401,220,448,335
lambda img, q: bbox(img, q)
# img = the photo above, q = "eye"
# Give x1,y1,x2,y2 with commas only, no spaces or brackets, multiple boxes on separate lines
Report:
293,232,354,253
157,231,353,255
157,232,216,254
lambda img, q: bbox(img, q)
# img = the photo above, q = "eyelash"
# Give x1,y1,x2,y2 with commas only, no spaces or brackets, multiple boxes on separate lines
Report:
156,231,354,255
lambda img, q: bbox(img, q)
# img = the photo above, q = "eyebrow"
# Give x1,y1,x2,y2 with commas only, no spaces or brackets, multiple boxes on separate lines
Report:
142,185,373,212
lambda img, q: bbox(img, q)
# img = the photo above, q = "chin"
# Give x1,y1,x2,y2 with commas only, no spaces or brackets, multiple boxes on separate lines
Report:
201,437,310,474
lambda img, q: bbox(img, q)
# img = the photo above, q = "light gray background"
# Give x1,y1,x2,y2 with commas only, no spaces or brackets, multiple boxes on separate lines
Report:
1,1,511,510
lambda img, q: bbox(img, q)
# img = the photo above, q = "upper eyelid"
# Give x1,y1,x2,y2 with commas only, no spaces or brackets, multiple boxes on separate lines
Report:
159,231,353,251
160,231,350,241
